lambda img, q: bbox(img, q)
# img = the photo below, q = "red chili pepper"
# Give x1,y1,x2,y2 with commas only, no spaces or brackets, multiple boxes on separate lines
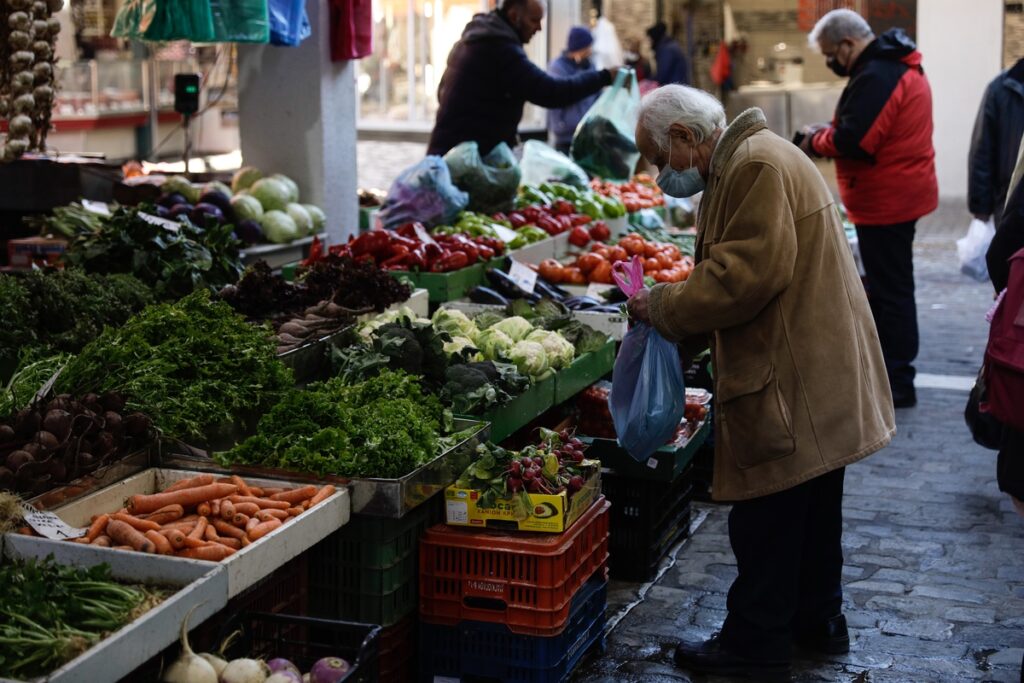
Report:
406,247,427,271
351,230,391,258
386,263,410,271
423,243,444,261
537,216,560,235
431,251,470,272
554,199,575,216
492,212,509,223
508,212,528,228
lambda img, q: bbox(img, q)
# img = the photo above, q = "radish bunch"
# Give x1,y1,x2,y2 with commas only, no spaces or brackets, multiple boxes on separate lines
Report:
0,0,61,161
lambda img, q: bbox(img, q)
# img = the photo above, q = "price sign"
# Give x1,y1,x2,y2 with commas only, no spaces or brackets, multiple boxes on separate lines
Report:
19,501,86,540
81,199,111,216
491,224,519,244
647,456,660,470
139,212,180,232
508,259,537,294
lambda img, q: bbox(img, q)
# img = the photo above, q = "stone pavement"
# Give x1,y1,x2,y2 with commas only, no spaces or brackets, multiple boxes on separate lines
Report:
573,204,1024,682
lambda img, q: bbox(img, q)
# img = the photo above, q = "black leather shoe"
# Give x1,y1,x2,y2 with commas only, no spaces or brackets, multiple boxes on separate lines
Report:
673,633,792,682
892,392,917,409
795,613,850,655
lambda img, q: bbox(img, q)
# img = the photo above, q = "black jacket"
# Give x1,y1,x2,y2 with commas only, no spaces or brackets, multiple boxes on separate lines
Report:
427,12,610,156
969,60,1024,221
988,172,1024,292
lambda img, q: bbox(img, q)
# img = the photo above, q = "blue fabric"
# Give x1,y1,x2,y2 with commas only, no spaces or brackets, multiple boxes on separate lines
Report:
609,321,686,462
567,26,593,52
653,37,689,85
547,54,600,146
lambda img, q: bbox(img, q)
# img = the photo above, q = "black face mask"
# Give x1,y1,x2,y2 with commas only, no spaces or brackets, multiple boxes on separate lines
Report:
827,55,848,77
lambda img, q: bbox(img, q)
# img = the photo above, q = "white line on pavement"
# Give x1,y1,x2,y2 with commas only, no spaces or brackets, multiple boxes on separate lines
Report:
916,373,976,392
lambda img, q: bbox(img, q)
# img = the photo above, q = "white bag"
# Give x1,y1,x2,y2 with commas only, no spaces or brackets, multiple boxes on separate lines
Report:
956,218,995,282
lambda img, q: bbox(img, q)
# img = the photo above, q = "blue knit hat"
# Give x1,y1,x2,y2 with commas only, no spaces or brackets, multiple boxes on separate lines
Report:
567,26,593,52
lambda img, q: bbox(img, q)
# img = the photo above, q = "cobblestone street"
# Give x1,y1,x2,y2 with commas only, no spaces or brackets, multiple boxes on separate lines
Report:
572,205,1024,682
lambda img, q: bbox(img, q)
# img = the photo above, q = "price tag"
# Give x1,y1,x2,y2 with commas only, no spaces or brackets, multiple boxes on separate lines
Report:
413,223,437,245
585,282,608,299
508,259,537,294
491,224,519,244
81,199,111,216
19,501,86,540
446,500,469,525
646,456,660,470
139,212,180,232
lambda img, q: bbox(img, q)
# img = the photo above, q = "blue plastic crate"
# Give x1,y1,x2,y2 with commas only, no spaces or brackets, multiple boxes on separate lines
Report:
419,576,607,682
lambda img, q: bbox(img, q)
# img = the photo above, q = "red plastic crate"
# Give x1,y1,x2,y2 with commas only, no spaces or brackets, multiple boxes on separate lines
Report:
378,614,416,683
419,498,610,636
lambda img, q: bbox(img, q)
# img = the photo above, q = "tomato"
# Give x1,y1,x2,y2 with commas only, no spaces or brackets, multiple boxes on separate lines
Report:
620,238,645,256
652,270,671,283
568,226,591,248
577,252,604,274
662,245,681,260
643,242,660,258
538,258,565,283
591,243,611,257
607,246,628,263
590,261,614,284
643,257,660,273
656,252,676,270
563,266,586,284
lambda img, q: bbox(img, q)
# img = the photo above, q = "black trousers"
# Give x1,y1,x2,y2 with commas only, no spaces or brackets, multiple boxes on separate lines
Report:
856,221,919,401
998,427,1024,500
720,468,846,661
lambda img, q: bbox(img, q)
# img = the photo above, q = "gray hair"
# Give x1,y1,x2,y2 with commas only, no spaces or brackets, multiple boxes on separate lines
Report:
808,9,873,49
638,85,726,152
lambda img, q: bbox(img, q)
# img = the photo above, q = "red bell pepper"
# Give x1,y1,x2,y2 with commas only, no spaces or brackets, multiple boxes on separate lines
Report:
382,245,410,267
569,226,591,247
508,212,528,228
536,216,560,235
431,251,470,272
351,230,391,258
553,199,575,216
571,213,592,226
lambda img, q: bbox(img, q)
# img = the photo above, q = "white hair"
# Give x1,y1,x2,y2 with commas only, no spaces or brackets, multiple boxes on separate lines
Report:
638,85,726,152
808,9,873,49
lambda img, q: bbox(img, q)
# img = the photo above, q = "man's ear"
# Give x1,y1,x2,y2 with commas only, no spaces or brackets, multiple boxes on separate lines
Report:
668,123,696,146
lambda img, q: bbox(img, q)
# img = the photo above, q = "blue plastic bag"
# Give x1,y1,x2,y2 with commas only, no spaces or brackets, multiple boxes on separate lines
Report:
269,0,310,46
380,156,470,229
609,257,686,462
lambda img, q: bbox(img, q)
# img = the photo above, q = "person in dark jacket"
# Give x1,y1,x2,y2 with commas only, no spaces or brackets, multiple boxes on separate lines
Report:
646,22,688,85
969,59,1024,227
427,0,617,157
547,26,600,155
799,9,938,409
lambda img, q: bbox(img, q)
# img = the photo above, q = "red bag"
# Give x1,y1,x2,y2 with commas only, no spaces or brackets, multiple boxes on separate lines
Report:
983,247,1024,432
330,0,373,61
710,41,731,86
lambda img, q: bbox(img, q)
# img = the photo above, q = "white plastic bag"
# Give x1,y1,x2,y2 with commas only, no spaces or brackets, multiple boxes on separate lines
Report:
956,218,995,282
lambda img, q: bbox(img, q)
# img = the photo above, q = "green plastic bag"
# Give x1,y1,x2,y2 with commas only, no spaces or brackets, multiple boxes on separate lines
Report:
110,0,157,39
143,0,216,42
571,68,641,181
444,142,521,214
210,0,270,43
519,140,590,189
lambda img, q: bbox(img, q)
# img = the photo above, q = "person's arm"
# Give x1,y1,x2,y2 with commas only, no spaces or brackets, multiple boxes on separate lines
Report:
968,82,998,220
507,49,611,108
987,174,1024,292
647,162,798,340
811,69,890,161
653,44,670,85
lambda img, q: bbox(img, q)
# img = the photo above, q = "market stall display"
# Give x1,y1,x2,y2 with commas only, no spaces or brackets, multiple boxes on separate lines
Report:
589,174,665,212
537,233,694,285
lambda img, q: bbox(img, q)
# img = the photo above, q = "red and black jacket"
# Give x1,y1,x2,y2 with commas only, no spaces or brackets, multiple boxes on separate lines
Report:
811,29,938,226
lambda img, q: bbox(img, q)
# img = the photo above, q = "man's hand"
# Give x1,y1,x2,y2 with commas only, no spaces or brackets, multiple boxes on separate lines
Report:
627,289,651,324
607,66,634,87
797,124,827,156
974,214,992,222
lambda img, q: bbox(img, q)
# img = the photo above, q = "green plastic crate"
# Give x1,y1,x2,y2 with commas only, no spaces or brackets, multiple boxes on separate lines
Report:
334,550,417,595
554,338,615,405
390,262,487,304
332,576,418,627
584,418,710,482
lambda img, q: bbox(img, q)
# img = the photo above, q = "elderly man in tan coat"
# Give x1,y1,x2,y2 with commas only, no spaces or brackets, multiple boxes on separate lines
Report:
628,85,895,682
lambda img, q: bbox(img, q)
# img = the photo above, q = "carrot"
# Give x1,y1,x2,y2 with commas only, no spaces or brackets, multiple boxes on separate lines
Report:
93,535,111,547
308,485,335,508
113,545,134,551
112,512,161,533
129,483,238,514
220,500,235,521
164,474,216,493
256,509,288,522
247,518,282,541
212,519,246,540
145,529,174,555
260,487,285,496
248,486,265,497
245,517,260,533
215,477,233,484
178,545,233,561
204,525,219,542
210,499,221,517
232,513,250,528
16,526,33,536
189,516,208,540
301,500,311,510
182,536,210,549
86,514,109,542
287,507,303,517
160,528,186,550
270,485,318,504
107,519,156,553
197,502,212,518
160,521,198,533
230,475,253,497
212,536,242,551
71,537,91,544
144,504,184,525
234,502,260,516
227,495,290,510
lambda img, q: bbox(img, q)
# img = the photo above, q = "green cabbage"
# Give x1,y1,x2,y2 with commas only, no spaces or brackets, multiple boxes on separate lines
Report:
272,174,300,203
231,194,264,221
260,210,299,243
231,166,263,194
303,204,326,232
250,177,291,211
474,328,514,360
491,316,534,342
432,308,478,339
444,336,481,359
509,340,549,380
286,203,313,237
526,329,576,369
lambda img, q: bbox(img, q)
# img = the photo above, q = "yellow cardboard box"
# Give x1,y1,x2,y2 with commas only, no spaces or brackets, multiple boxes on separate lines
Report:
444,463,600,533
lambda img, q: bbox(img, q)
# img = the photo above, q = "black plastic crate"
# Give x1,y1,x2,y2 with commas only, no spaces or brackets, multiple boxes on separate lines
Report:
610,493,692,581
601,464,694,529
220,612,381,683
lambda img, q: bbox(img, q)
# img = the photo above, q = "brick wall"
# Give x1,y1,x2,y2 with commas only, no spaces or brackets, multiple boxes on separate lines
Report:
1006,2,1024,68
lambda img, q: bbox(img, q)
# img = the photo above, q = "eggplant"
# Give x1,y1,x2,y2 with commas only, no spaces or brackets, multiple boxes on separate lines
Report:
563,296,604,311
533,277,570,301
468,286,510,306
158,192,187,209
485,269,541,303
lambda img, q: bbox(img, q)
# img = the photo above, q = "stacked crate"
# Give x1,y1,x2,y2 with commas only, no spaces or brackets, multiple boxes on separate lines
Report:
418,498,610,682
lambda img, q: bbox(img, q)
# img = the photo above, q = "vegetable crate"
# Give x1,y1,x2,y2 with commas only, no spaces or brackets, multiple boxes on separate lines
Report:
418,575,607,683
309,497,443,627
378,614,417,683
419,497,610,635
582,417,709,482
553,338,615,405
219,612,380,683
601,466,695,581
392,261,488,303
473,373,556,443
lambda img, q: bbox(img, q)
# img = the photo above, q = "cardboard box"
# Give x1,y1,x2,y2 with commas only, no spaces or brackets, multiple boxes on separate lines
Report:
445,463,600,532
7,236,67,268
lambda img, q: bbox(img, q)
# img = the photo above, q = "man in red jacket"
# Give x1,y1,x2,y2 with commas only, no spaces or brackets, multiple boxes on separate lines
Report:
799,9,938,409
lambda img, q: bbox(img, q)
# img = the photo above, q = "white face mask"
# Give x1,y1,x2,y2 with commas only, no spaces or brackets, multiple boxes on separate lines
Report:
656,141,705,198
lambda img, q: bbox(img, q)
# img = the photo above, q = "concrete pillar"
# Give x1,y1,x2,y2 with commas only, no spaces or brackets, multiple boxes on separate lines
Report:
237,0,357,245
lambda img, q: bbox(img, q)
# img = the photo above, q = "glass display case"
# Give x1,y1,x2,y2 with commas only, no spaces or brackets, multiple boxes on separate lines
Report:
53,58,199,119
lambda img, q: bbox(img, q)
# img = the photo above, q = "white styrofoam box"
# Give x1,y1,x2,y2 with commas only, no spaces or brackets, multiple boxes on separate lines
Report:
14,468,350,599
0,536,228,683
442,299,627,341
506,237,555,264
356,288,429,324
606,215,630,239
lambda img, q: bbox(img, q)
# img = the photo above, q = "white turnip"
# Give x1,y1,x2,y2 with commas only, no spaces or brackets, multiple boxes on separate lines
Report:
163,605,218,683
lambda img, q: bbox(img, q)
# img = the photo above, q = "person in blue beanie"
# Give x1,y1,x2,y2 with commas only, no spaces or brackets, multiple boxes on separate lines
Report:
547,26,601,155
